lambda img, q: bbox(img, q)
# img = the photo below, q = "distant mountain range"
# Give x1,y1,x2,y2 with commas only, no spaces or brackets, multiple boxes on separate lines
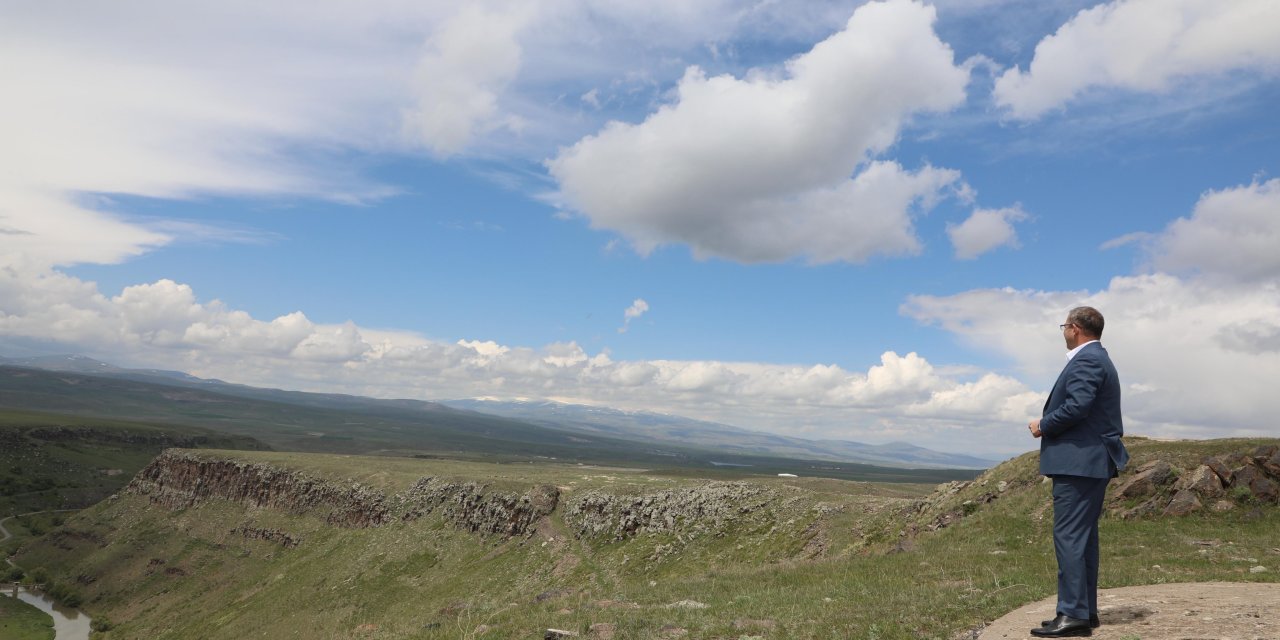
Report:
442,398,995,470
0,353,993,471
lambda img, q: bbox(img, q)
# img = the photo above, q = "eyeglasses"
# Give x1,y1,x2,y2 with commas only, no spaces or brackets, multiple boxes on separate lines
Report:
1059,323,1076,330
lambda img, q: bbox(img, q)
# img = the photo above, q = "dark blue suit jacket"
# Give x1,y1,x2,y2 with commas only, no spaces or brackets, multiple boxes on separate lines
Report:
1040,341,1130,478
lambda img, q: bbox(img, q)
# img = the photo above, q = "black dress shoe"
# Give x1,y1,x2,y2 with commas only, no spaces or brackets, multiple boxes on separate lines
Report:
1030,614,1092,637
1040,614,1100,628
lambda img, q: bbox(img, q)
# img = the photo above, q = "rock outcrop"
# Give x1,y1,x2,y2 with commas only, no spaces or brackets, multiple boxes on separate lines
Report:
127,450,392,527
395,477,560,536
1112,445,1280,518
564,481,776,541
230,525,302,549
127,450,560,540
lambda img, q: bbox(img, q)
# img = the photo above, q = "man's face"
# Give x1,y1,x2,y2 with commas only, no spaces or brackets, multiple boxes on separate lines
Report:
1062,319,1079,350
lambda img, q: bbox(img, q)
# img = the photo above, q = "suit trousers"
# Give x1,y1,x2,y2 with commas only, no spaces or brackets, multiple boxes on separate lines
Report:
1051,475,1110,620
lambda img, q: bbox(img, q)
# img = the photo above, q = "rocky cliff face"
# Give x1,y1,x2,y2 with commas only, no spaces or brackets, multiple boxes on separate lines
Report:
127,450,560,536
564,481,779,541
125,451,801,549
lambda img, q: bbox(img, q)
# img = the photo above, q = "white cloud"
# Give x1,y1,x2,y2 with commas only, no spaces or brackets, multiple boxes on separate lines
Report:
905,271,1280,438
619,298,650,333
0,192,172,267
402,3,535,156
548,0,971,264
0,261,1051,457
1098,231,1151,251
0,0,945,271
946,205,1028,259
902,175,1280,441
0,2,439,268
994,0,1280,119
1148,178,1280,282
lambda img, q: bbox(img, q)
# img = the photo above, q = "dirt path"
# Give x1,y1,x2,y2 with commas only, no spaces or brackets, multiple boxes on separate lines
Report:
978,582,1279,639
1,509,80,569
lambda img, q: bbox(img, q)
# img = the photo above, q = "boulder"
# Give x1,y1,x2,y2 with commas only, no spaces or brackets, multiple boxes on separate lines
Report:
1263,449,1280,478
1112,460,1175,499
1163,490,1203,516
1232,464,1279,503
1175,465,1224,498
1118,497,1163,520
1203,456,1234,485
1253,444,1279,462
546,629,579,639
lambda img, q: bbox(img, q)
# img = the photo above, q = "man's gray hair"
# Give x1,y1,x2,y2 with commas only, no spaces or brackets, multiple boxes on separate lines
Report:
1068,306,1104,338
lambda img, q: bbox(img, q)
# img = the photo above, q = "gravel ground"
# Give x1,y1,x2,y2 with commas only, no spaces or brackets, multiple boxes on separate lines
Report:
977,582,1279,640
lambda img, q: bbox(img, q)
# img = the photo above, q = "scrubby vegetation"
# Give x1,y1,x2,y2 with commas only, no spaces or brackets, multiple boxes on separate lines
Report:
0,409,263,521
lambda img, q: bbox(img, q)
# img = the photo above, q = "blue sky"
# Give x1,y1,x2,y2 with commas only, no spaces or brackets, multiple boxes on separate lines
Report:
2,0,1278,458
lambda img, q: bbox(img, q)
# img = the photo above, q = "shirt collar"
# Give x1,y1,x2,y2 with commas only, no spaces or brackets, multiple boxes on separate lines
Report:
1065,339,1099,362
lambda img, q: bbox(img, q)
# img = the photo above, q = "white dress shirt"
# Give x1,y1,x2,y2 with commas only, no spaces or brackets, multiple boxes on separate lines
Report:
1065,339,1099,363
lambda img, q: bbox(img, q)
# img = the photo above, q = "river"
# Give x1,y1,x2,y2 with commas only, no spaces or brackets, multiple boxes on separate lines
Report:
2,586,92,640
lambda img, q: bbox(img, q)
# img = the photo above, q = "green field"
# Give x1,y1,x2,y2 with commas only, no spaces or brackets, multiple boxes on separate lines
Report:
0,595,53,640
10,437,1279,639
0,409,264,526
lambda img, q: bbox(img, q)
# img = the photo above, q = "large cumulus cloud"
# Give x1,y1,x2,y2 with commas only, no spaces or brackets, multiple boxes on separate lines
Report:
549,0,973,264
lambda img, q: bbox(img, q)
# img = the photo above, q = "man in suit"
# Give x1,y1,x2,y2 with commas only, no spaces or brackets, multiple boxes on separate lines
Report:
1027,306,1129,638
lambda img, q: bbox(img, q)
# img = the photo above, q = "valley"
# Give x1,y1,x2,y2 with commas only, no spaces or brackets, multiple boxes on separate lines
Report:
8,438,1280,639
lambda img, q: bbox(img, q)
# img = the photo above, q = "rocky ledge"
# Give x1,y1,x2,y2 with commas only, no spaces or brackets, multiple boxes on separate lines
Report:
564,481,778,541
126,450,560,538
1109,444,1280,517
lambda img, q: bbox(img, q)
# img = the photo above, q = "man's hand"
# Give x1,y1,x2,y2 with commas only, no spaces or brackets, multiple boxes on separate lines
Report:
1028,419,1042,438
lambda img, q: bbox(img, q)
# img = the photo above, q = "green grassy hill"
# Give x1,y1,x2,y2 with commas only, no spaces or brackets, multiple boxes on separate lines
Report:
11,437,1279,639
0,409,264,521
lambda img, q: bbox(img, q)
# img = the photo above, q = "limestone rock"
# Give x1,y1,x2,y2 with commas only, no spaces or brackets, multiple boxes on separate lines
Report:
1175,465,1224,499
1163,490,1203,516
545,629,579,639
